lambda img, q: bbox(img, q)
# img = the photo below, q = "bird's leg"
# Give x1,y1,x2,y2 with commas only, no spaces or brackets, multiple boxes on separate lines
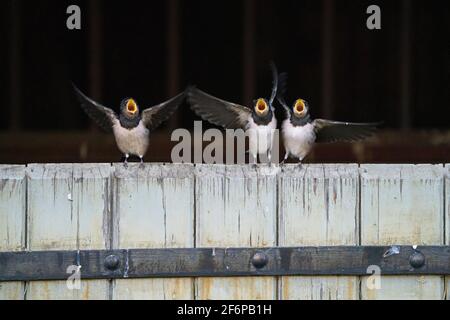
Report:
298,157,303,169
267,148,272,166
139,156,144,169
251,153,257,169
280,152,289,165
123,154,129,168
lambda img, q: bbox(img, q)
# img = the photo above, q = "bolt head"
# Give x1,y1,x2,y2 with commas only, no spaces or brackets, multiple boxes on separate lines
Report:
252,252,268,269
104,255,120,271
409,251,425,269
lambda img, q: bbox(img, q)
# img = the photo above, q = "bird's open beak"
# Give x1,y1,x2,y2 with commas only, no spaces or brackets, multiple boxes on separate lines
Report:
126,99,138,114
294,99,305,115
255,98,268,115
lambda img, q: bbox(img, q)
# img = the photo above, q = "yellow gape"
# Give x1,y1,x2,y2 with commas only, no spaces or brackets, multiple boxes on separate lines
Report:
255,98,268,116
294,99,306,117
126,99,138,114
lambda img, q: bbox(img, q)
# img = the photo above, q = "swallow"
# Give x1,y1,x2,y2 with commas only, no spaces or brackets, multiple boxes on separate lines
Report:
277,73,381,164
187,63,279,164
73,84,185,166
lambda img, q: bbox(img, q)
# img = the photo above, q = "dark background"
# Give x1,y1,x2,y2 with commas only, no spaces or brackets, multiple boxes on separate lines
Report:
1,0,449,163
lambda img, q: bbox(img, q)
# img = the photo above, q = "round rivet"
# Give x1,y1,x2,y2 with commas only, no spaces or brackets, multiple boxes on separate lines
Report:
104,255,120,271
252,252,268,269
409,251,425,269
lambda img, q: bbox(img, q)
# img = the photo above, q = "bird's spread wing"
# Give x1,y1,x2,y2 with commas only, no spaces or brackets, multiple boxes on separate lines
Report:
313,119,381,143
187,87,251,129
141,91,185,131
269,62,278,106
276,72,291,118
73,84,118,132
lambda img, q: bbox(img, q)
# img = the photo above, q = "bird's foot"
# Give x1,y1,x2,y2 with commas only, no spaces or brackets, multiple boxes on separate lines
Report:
250,154,258,169
280,153,289,165
139,157,144,169
123,154,129,168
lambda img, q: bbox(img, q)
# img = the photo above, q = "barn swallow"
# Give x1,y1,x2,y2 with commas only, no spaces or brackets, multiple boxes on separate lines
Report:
277,73,381,164
73,84,185,166
187,63,279,164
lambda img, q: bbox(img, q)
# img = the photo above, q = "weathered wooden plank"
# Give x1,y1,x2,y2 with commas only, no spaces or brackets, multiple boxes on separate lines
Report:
26,164,111,300
0,165,26,300
2,162,448,301
445,164,449,300
112,163,194,300
278,164,359,300
195,164,278,300
360,164,445,300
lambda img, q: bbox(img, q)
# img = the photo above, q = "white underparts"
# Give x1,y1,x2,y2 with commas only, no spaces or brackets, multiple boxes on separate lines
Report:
112,119,150,157
247,116,277,157
282,120,316,160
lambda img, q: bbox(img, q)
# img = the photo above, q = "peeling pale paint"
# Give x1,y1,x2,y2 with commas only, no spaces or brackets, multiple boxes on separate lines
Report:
195,164,278,299
23,164,112,299
1,163,448,300
112,163,194,300
0,165,26,300
360,164,445,299
278,164,359,300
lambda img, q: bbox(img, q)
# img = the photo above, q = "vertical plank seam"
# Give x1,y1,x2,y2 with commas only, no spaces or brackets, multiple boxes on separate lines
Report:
161,174,167,248
72,164,80,301
443,164,447,300
114,166,120,250
23,164,29,300
72,166,78,255
275,166,280,300
357,165,362,246
376,177,380,244
193,164,198,300
277,166,284,300
110,163,121,300
108,163,114,300
358,164,362,300
443,164,446,246
439,164,445,300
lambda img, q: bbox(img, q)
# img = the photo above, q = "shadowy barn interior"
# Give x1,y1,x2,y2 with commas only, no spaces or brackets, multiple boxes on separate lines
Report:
1,0,449,164
1,0,450,301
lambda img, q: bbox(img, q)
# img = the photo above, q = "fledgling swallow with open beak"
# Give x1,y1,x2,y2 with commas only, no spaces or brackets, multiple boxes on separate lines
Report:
73,84,185,167
277,73,382,164
187,63,279,164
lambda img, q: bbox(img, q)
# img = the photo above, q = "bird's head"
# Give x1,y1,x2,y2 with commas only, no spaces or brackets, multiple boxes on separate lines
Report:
253,98,270,117
121,98,140,118
292,99,309,118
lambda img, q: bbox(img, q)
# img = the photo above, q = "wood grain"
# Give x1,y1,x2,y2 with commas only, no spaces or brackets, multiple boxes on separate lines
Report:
111,163,194,300
195,164,278,299
0,165,26,300
1,163,449,300
445,164,449,300
360,164,445,300
278,164,359,300
26,164,111,300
